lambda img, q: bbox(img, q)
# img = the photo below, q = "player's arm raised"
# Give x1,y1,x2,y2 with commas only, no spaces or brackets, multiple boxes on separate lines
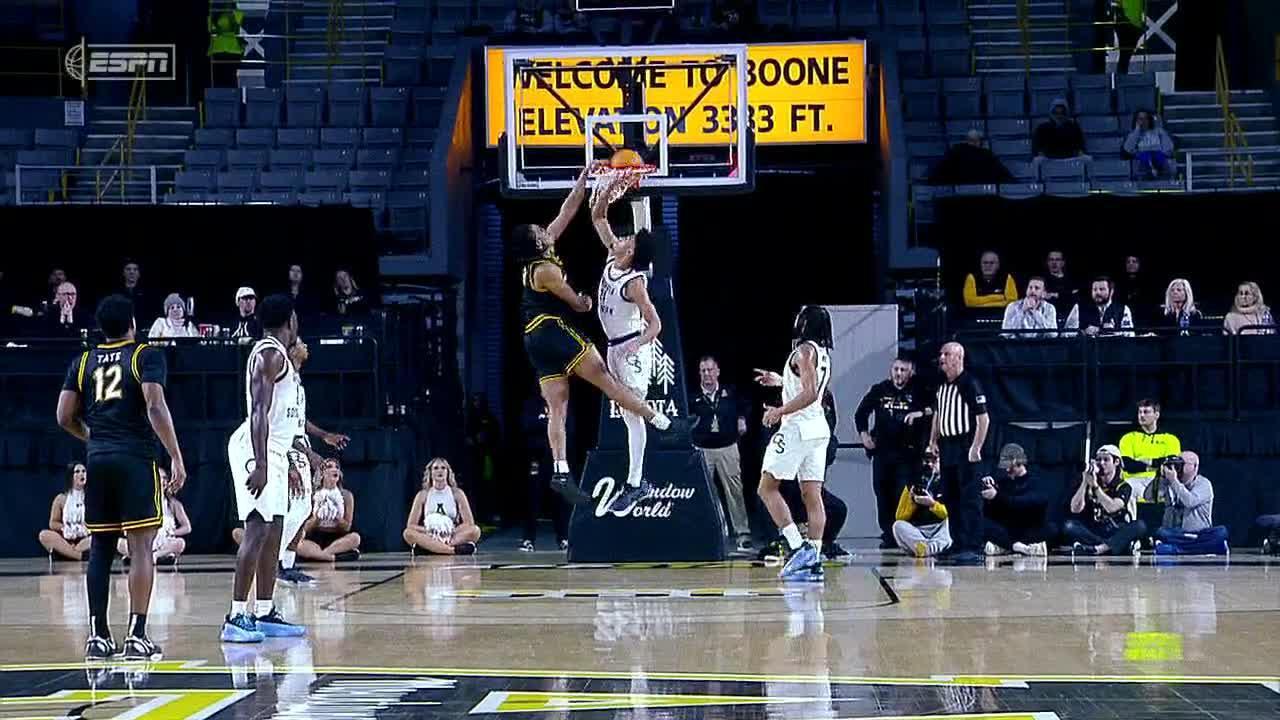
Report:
139,347,186,492
246,348,284,498
546,166,591,245
533,262,592,313
589,171,621,251
763,344,819,426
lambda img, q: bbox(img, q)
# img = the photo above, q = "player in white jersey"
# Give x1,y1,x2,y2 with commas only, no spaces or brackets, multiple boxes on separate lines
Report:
590,178,664,512
222,295,308,643
278,338,350,585
754,305,834,582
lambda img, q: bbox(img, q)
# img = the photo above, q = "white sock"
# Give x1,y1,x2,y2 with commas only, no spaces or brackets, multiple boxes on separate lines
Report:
781,524,803,550
648,411,670,431
231,600,247,618
554,460,570,474
281,549,296,570
255,599,274,618
811,539,823,556
621,410,647,487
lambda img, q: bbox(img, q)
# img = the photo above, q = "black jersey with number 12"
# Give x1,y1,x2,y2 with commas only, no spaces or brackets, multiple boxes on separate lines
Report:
62,340,167,458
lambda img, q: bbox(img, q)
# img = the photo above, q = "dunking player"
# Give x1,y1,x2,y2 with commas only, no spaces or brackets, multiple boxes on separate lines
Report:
278,338,349,585
754,306,834,582
515,166,673,505
222,295,308,643
56,294,186,660
590,173,663,512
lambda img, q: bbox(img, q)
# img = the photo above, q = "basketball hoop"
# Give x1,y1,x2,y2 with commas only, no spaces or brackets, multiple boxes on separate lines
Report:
590,149,657,205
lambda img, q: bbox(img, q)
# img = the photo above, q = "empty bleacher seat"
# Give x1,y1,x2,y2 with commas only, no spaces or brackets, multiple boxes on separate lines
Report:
1040,158,1088,181
757,0,793,26
175,170,216,196
1007,160,1037,182
884,0,922,24
1045,180,1090,197
395,0,432,28
362,127,404,147
394,168,430,189
407,128,436,148
796,0,834,29
388,190,429,236
895,27,928,77
305,169,349,193
226,149,268,172
435,0,472,29
312,148,356,171
244,87,283,128
298,190,343,206
285,86,324,128
1117,73,1158,114
327,85,368,127
34,129,78,149
348,190,388,229
371,87,410,127
183,149,224,172
357,148,399,169
412,87,444,127
195,128,234,148
1079,115,1120,136
953,183,997,196
987,117,1029,139
905,120,944,141
908,140,947,160
235,128,274,150
217,170,257,193
390,17,428,45
321,127,360,149
909,158,932,183
0,129,32,148
16,149,73,166
384,46,424,86
984,75,1026,117
259,170,304,193
349,169,392,192
930,33,971,77
426,54,455,85
475,0,510,28
999,182,1043,199
204,88,241,128
250,191,298,205
924,0,965,24
903,78,941,121
270,149,311,171
1094,179,1139,194
1072,75,1113,116
400,147,432,168
838,0,879,28
277,128,319,149
943,77,982,119
1084,134,1122,156
992,138,1031,158
1091,158,1131,181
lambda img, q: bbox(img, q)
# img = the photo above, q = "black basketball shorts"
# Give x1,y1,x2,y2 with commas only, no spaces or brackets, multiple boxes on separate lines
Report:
523,314,591,384
84,454,162,534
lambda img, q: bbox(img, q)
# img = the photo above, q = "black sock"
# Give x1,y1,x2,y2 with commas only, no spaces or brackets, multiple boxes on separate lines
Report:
87,534,117,639
128,613,147,638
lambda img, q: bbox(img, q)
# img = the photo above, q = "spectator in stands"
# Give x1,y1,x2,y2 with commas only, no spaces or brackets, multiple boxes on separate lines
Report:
1065,276,1134,336
710,0,746,32
1116,254,1154,325
1001,277,1058,338
891,450,951,558
117,470,190,564
299,458,363,562
1123,110,1176,179
46,268,67,305
1160,278,1208,333
963,251,1019,310
690,355,752,552
404,458,480,555
1224,281,1274,335
45,282,88,337
1119,398,1181,505
285,264,316,316
37,463,90,561
333,270,370,317
119,259,151,317
1143,451,1229,555
981,444,1050,556
1033,98,1091,170
1043,249,1079,320
1062,444,1147,555
148,293,198,338
928,130,1014,186
855,357,929,547
231,286,263,340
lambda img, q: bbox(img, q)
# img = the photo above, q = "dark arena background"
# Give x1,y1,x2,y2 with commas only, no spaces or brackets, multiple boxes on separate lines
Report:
0,0,1277,717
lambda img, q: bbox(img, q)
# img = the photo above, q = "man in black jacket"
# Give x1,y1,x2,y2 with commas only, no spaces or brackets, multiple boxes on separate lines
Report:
981,443,1051,556
854,357,930,548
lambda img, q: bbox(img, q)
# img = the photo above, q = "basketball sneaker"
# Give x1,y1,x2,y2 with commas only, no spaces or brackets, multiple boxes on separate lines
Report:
84,635,117,661
607,480,654,514
1012,541,1048,556
221,613,266,644
453,542,477,555
121,635,163,661
558,539,569,551
778,542,820,580
518,539,535,552
550,472,592,505
334,550,361,562
822,541,851,561
256,608,306,638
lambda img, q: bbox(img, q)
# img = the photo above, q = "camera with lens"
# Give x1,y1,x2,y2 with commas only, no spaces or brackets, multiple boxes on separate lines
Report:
1156,455,1185,473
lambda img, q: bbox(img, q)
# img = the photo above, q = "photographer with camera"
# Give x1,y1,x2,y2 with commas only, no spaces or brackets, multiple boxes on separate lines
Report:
1062,445,1147,555
980,444,1051,557
1141,451,1228,555
891,450,952,558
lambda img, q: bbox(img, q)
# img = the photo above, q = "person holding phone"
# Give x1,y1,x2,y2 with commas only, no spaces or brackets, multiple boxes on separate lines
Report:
1061,445,1147,555
891,450,951,557
980,444,1051,556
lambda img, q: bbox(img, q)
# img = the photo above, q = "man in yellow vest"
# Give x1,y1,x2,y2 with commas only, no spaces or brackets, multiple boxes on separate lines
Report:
1118,398,1180,530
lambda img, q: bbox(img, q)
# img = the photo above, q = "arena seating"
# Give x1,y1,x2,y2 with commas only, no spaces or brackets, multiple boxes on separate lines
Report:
0,127,83,205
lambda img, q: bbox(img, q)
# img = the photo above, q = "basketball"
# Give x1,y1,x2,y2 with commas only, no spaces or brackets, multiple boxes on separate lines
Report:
609,148,645,168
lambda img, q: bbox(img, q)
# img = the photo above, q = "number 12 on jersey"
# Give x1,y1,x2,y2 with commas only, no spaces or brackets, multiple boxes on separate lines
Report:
93,364,124,403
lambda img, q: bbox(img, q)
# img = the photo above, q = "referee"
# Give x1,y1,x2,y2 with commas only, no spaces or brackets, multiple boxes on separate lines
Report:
928,342,990,561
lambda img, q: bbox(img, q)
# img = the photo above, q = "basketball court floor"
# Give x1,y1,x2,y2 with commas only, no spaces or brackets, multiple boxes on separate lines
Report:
0,549,1276,718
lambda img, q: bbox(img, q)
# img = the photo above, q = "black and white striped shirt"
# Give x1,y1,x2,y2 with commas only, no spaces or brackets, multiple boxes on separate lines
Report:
935,371,987,439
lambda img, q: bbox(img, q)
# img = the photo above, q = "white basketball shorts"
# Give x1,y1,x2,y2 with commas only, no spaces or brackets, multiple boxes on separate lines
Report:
761,423,829,482
228,423,290,522
607,341,652,399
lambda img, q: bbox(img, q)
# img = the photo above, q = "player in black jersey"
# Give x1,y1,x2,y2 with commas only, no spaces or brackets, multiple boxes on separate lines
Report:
514,167,674,505
57,294,186,662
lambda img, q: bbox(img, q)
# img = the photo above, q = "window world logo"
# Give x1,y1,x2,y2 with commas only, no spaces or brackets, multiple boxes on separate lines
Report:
65,43,176,83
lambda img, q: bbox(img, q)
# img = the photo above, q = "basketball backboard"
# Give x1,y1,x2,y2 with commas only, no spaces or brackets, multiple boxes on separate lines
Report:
490,44,754,198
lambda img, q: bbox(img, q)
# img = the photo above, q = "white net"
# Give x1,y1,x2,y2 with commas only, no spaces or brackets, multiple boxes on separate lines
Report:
588,164,657,206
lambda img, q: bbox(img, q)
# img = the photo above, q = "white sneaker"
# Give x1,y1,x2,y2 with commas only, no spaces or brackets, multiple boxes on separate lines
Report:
984,541,1007,556
1012,541,1047,556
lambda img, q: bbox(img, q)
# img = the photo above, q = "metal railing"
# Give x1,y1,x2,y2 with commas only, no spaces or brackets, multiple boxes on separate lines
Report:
1214,35,1254,187
15,164,158,205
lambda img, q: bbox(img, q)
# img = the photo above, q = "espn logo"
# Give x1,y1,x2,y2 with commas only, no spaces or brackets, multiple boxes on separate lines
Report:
65,44,176,83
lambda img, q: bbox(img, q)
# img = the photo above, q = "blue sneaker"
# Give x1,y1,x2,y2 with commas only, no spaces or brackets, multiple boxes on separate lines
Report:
607,480,655,514
220,613,265,644
255,608,306,638
778,542,820,580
